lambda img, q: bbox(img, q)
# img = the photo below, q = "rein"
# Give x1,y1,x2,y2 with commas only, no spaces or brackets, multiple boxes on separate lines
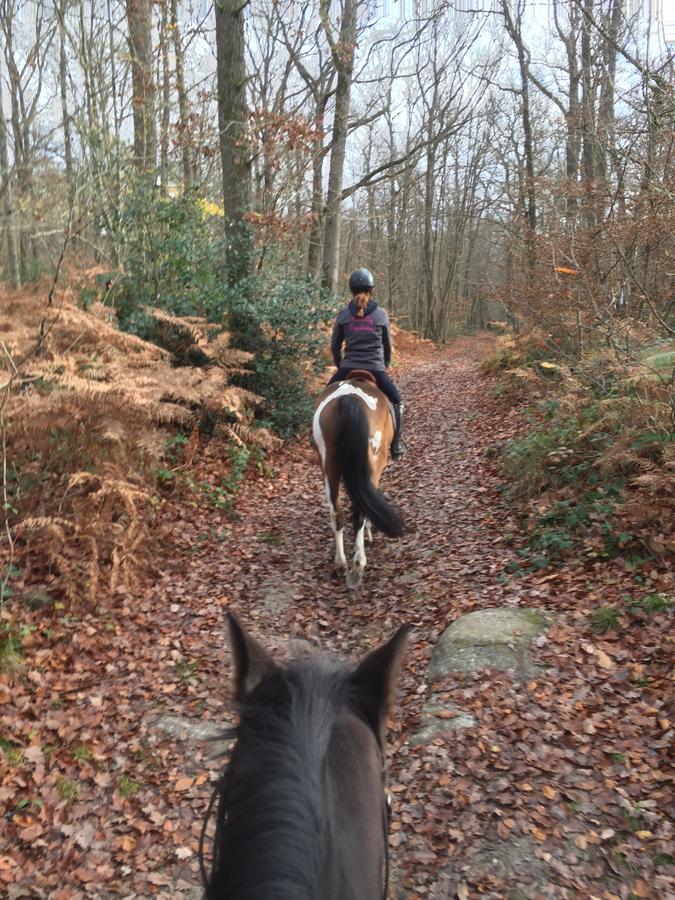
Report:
383,781,393,899
199,756,393,900
198,763,233,897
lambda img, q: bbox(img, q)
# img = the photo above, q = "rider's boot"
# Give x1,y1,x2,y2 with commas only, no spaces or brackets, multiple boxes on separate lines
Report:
391,402,407,460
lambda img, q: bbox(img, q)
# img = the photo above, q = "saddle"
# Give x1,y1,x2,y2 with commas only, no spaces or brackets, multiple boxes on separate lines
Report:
345,369,378,387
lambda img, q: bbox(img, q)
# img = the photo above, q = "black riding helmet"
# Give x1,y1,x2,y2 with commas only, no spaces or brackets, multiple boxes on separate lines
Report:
349,268,375,293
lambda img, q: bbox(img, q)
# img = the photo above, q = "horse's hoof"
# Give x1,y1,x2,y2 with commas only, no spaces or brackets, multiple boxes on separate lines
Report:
346,568,364,591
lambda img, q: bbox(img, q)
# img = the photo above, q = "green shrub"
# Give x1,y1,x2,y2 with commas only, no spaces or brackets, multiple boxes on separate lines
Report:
503,398,635,561
522,485,634,563
495,331,674,573
109,185,227,332
624,592,673,616
225,251,334,436
502,419,580,498
117,774,139,798
106,184,333,437
199,444,251,513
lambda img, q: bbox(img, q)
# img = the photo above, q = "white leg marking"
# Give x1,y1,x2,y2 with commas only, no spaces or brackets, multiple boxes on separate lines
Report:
353,520,367,571
325,477,347,569
335,526,347,570
365,519,373,543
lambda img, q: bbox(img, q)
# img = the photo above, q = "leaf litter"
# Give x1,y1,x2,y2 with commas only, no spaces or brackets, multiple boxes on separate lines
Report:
1,334,673,898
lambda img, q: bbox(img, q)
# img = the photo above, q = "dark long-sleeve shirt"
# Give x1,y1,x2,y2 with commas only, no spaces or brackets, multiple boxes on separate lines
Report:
330,299,392,371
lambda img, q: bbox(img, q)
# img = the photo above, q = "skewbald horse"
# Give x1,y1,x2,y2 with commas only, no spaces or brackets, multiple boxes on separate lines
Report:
312,372,405,588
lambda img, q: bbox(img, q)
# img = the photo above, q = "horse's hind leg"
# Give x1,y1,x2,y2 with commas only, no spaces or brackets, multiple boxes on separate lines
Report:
346,513,367,590
354,516,367,571
325,475,347,573
365,519,373,543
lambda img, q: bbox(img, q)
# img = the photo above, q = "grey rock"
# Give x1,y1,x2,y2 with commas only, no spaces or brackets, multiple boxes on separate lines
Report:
465,836,551,892
153,714,232,755
431,837,554,899
259,580,294,616
431,607,551,680
439,607,550,644
411,701,477,745
414,607,553,745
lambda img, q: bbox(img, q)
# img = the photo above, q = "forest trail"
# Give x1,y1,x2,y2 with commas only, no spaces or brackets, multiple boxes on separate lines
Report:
3,335,672,899
150,332,671,899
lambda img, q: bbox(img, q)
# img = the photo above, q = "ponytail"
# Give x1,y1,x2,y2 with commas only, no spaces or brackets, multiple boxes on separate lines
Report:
353,290,371,317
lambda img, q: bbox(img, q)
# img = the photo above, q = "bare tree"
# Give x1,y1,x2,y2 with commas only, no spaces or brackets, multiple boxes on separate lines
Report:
321,0,359,293
170,0,194,189
277,5,336,276
1,0,55,279
126,0,157,175
216,0,252,283
500,0,537,252
158,1,171,194
0,83,19,288
58,0,74,194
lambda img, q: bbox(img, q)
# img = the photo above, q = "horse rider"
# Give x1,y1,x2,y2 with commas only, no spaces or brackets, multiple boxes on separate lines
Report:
329,267,407,460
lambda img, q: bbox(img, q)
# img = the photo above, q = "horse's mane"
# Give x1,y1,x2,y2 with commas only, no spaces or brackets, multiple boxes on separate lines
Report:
207,657,353,900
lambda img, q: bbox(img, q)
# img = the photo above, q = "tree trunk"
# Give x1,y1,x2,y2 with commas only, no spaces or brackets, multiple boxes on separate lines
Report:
58,1,73,196
386,177,397,314
306,91,330,278
0,85,20,289
580,0,597,226
5,45,30,280
126,0,157,176
158,1,171,195
321,0,359,294
501,0,536,257
170,0,193,189
554,0,581,224
597,0,622,191
422,139,436,339
216,0,252,285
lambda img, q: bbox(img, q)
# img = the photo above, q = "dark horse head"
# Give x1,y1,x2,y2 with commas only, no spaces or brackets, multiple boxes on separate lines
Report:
202,613,409,900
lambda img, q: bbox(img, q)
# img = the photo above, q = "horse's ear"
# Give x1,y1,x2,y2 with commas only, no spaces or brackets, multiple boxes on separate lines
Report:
349,625,410,742
227,612,277,699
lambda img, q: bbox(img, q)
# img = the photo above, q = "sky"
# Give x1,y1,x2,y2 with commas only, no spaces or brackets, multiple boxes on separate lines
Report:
367,0,675,44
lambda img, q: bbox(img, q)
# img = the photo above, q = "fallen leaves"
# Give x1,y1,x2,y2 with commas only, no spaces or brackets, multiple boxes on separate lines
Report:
173,777,194,792
595,647,614,670
1,335,672,897
17,822,44,842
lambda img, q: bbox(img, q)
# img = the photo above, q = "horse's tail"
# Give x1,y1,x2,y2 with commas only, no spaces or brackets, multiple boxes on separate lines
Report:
335,395,405,538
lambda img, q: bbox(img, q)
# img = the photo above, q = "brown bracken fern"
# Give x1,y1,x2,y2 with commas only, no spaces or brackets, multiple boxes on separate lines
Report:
2,277,268,604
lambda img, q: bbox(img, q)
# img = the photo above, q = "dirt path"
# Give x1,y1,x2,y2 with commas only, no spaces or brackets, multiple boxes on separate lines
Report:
3,335,672,899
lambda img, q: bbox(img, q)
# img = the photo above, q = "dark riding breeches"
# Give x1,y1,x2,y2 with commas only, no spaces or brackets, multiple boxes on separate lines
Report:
329,367,402,405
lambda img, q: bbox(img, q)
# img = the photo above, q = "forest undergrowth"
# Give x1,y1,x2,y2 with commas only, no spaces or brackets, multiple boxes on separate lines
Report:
484,330,674,570
0,274,274,611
